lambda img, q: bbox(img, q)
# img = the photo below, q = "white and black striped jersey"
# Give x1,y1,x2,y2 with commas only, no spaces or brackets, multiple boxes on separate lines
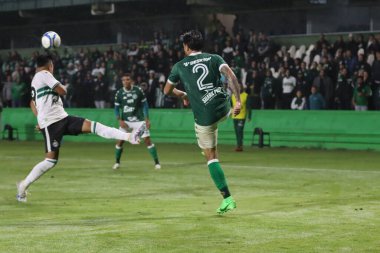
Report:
31,70,68,129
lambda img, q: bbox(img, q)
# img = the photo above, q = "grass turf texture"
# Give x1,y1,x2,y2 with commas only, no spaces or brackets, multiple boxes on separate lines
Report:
1,141,380,253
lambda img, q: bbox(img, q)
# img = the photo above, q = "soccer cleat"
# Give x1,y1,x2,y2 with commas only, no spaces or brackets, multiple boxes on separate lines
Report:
155,164,161,170
112,163,120,170
16,181,27,203
217,196,236,214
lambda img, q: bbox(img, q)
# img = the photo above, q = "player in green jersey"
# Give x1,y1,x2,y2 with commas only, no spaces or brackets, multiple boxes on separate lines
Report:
164,30,241,214
113,73,161,170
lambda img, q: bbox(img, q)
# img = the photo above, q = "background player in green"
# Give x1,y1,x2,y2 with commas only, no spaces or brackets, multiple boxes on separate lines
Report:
164,30,241,214
113,73,161,170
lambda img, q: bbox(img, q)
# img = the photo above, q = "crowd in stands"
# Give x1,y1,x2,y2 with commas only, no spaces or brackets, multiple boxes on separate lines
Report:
1,25,380,111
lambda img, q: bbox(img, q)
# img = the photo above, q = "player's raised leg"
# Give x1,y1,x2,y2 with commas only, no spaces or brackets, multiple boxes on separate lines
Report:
81,119,143,144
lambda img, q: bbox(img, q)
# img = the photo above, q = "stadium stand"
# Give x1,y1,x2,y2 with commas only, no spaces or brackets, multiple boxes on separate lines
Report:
1,28,380,111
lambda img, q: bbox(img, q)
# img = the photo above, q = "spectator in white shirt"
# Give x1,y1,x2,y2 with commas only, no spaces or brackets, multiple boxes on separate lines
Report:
291,90,306,110
91,62,105,77
282,69,296,109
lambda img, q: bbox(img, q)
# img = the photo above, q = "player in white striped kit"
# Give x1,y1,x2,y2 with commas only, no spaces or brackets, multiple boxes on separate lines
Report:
16,54,143,202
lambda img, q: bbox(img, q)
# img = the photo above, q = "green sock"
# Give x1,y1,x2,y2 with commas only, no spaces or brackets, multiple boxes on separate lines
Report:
148,144,159,164
115,145,123,163
208,159,231,198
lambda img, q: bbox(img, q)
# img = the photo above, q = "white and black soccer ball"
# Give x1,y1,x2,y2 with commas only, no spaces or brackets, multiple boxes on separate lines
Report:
41,31,61,49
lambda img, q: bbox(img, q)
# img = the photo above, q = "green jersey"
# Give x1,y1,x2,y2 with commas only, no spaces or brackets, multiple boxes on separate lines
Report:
353,85,371,106
168,52,230,126
114,85,146,122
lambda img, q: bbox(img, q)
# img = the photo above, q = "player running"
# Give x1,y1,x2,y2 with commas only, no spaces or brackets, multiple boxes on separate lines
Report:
112,73,161,170
16,54,143,202
164,30,241,214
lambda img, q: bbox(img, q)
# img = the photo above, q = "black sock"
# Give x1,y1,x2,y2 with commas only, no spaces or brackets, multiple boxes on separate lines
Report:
220,187,231,199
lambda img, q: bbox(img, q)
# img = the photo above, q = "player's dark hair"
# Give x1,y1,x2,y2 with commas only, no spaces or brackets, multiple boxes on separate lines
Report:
36,54,53,68
181,30,204,51
122,73,132,79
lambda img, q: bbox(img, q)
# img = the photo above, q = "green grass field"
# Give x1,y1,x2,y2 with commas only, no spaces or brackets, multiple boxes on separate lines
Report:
1,141,380,253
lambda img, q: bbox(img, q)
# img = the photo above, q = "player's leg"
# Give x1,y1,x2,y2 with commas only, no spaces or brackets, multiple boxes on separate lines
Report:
17,122,62,202
233,119,240,150
144,136,161,169
195,123,236,214
128,120,161,169
81,119,142,144
113,140,124,170
235,119,245,151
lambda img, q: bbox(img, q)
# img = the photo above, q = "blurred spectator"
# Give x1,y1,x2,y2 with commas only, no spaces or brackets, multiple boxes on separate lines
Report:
108,74,121,107
347,33,358,54
352,76,371,111
356,51,371,74
246,69,262,109
335,67,353,110
291,90,306,110
367,34,378,53
81,72,94,108
257,32,270,60
261,69,276,109
62,78,74,108
93,73,108,108
313,69,334,109
155,81,165,108
222,40,234,65
309,85,325,110
282,69,296,109
2,75,12,107
316,33,330,53
371,51,380,109
91,62,105,77
146,70,158,107
333,35,346,52
343,49,357,76
11,79,26,107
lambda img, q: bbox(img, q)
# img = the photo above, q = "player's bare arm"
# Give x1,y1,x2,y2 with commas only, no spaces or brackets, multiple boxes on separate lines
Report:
164,84,189,105
53,83,67,96
220,65,241,116
30,100,38,117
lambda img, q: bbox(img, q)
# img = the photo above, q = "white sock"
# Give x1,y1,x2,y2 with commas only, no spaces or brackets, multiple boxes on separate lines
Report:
91,121,130,141
21,159,57,192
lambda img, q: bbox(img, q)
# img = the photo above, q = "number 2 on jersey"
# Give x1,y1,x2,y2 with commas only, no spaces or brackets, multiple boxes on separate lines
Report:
192,63,213,91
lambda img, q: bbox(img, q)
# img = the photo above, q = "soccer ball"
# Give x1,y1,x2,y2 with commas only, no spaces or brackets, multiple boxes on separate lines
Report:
41,31,61,49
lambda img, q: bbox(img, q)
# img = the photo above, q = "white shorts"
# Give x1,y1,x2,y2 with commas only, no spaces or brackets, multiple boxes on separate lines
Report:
194,111,230,149
119,121,150,139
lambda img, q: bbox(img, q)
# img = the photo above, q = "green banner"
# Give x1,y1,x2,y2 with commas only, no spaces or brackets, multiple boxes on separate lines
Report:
1,108,380,150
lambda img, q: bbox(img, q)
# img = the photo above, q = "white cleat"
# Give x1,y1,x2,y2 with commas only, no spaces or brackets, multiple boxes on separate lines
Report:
112,163,120,170
128,124,145,145
155,164,161,170
16,181,27,203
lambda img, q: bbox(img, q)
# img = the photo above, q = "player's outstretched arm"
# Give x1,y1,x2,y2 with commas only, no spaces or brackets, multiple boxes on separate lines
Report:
220,65,241,116
164,82,189,106
164,83,185,96
53,83,67,96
